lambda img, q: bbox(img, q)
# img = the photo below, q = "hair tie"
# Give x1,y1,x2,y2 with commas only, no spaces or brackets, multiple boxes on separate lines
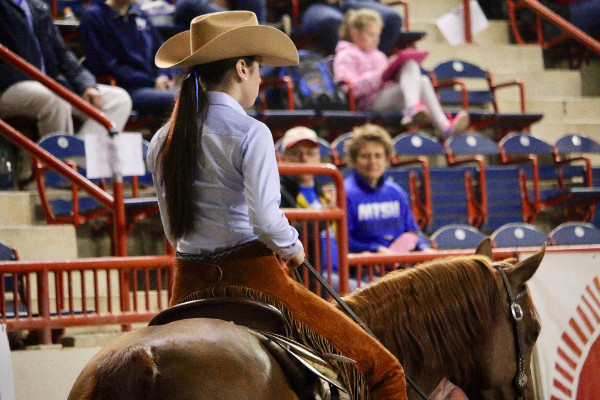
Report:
194,70,199,113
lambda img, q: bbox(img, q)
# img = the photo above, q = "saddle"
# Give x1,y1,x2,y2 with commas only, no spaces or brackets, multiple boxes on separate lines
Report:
150,297,350,400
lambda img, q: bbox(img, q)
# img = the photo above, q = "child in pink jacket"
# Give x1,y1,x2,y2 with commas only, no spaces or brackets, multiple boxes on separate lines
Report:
333,8,469,138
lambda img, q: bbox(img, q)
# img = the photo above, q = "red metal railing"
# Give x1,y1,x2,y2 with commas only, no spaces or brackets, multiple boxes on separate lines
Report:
506,0,600,58
279,163,350,293
0,43,130,256
0,256,175,344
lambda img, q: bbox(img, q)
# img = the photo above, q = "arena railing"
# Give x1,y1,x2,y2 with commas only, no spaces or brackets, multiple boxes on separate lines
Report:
279,163,350,294
0,256,175,344
0,43,130,256
506,0,600,65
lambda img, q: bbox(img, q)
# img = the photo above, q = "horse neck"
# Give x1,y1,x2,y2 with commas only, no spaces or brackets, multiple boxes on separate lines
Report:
344,259,498,386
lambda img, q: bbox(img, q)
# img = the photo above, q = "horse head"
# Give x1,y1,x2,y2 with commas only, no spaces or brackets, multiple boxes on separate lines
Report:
342,238,545,400
469,239,544,400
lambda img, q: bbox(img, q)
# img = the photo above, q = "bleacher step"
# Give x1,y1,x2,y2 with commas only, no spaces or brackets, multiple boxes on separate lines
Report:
498,97,600,120
493,70,582,99
60,331,123,348
412,20,511,46
419,43,545,73
0,192,34,226
529,120,600,143
0,225,77,260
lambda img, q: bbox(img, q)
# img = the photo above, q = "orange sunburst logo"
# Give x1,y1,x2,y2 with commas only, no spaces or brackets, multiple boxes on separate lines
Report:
550,276,600,400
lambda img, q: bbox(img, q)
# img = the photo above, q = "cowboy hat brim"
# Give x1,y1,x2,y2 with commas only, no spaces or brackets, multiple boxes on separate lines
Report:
155,25,299,69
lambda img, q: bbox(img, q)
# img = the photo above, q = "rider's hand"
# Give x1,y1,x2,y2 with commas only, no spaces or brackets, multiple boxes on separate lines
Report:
286,251,305,269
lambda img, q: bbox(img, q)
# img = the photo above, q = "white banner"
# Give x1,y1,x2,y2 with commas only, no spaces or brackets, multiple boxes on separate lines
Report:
526,251,600,400
436,0,490,46
0,324,16,400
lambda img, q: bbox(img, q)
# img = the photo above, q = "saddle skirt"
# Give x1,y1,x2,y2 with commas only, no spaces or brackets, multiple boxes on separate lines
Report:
150,297,351,400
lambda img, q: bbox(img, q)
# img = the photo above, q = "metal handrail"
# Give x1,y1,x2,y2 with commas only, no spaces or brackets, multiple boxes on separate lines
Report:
506,0,600,56
279,162,350,293
0,43,128,256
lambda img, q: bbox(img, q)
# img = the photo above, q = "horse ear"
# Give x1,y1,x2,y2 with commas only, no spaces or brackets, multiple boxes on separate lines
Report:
509,243,546,285
475,238,493,259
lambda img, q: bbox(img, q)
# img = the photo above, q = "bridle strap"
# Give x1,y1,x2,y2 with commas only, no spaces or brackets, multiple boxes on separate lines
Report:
494,264,528,399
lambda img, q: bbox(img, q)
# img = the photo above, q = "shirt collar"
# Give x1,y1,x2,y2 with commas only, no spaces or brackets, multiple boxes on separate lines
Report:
352,170,384,192
207,91,247,116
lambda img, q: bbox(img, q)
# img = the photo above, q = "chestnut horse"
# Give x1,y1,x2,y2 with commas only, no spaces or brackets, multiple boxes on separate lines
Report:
68,240,544,400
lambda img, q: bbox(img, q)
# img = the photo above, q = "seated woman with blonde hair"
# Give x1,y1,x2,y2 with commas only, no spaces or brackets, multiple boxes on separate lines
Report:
344,123,431,253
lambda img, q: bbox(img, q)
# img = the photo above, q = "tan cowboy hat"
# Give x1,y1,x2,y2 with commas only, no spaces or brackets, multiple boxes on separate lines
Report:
155,11,299,69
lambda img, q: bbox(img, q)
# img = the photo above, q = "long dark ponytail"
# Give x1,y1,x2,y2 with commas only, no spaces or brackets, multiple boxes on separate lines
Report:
159,56,256,240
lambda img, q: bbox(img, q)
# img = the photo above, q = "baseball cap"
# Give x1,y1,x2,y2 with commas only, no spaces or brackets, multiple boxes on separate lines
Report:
281,127,319,151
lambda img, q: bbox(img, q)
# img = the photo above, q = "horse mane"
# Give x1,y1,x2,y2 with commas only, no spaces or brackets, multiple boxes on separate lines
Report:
343,255,502,383
91,344,159,400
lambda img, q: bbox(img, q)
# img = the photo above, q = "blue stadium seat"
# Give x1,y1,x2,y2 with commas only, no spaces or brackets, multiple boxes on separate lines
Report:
431,59,542,137
555,133,600,155
499,132,600,223
430,224,487,249
445,133,527,232
549,222,600,245
491,222,549,248
393,132,477,233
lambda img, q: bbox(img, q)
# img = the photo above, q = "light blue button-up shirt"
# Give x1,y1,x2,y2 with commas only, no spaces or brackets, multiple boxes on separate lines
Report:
147,91,302,260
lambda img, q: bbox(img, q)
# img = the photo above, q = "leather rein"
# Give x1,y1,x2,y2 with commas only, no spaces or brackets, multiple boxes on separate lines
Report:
494,264,529,399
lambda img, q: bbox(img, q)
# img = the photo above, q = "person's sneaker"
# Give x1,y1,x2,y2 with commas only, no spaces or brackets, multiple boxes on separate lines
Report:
401,102,430,127
442,110,470,138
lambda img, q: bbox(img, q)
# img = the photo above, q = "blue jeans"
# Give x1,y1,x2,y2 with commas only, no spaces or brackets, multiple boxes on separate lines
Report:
129,87,176,119
174,0,267,26
301,0,403,54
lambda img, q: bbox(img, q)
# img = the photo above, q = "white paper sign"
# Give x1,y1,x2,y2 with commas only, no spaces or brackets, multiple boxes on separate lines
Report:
84,132,145,179
0,324,16,400
436,0,490,46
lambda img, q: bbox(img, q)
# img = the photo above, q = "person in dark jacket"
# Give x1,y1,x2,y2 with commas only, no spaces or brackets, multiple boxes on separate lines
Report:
0,0,131,137
79,0,176,118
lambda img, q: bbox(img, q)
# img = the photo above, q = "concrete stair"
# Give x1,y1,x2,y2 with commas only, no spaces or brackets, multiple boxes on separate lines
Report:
0,191,77,260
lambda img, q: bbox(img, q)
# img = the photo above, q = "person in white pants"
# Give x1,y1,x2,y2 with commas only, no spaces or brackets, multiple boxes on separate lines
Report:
0,0,131,138
0,81,131,137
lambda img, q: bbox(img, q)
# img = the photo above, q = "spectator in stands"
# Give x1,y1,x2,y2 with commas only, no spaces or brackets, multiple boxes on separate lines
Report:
280,126,335,210
146,11,407,400
300,0,403,55
0,0,131,137
344,124,431,253
333,9,470,138
79,0,176,119
279,127,343,289
174,0,267,26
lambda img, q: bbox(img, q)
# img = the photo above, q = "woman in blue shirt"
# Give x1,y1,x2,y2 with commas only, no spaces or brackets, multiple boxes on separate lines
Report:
146,11,407,400
344,124,430,253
